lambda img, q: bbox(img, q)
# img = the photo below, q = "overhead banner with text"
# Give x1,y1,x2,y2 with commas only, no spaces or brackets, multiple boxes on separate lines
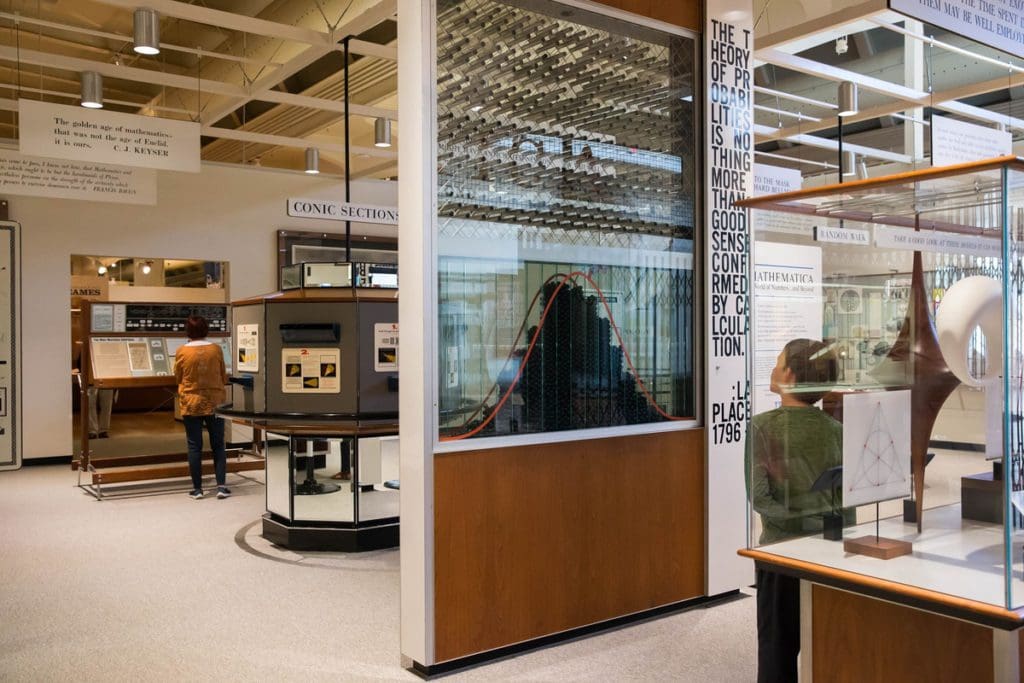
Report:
0,149,156,205
890,0,1024,60
19,99,200,173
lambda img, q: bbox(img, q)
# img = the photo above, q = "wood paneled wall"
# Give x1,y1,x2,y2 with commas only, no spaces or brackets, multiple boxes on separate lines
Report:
812,585,994,683
590,0,701,32
434,429,705,662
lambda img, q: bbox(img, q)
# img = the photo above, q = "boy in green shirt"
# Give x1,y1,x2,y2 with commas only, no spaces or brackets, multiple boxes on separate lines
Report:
747,338,844,683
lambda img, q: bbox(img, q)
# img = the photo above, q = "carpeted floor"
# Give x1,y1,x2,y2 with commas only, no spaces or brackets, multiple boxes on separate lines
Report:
0,464,757,682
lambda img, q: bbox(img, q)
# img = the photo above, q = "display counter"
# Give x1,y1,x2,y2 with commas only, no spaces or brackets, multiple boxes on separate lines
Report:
219,411,399,551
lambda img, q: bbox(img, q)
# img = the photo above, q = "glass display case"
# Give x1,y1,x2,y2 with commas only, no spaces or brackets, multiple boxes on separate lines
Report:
259,427,399,551
435,0,698,442
740,156,1024,610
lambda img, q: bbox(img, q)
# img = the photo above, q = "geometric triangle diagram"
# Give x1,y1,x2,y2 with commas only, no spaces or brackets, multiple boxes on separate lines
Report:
842,390,912,507
846,402,907,493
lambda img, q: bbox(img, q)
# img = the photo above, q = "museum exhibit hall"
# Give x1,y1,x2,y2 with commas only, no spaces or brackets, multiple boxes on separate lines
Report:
7,0,1024,680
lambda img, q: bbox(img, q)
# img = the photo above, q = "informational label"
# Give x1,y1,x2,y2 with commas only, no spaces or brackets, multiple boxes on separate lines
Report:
19,99,200,173
931,115,1012,167
281,347,340,393
287,198,398,225
0,149,156,205
890,0,1024,61
91,337,173,378
0,224,17,468
843,390,912,507
90,304,115,332
90,339,132,378
374,322,399,372
445,346,459,388
706,15,753,447
70,275,109,302
875,225,1000,257
753,163,801,196
236,323,259,372
814,226,871,245
752,242,823,413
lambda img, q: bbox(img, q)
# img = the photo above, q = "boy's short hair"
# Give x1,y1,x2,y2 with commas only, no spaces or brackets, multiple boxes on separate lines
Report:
185,315,209,340
782,338,838,405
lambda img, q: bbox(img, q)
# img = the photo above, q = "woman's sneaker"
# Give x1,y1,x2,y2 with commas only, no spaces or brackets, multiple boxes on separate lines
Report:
217,487,231,499
189,489,204,500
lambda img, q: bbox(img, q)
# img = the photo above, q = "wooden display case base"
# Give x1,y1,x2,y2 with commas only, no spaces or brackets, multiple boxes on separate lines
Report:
844,536,913,560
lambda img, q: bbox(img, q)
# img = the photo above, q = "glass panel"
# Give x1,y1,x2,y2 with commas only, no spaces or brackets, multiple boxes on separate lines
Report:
1005,166,1024,609
436,0,697,441
291,437,354,523
747,162,1017,608
265,432,291,519
355,436,400,522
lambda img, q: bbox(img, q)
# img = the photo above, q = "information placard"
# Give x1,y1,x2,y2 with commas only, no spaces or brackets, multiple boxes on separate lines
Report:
890,0,1024,61
374,323,399,372
281,347,340,393
931,115,1012,167
237,324,259,372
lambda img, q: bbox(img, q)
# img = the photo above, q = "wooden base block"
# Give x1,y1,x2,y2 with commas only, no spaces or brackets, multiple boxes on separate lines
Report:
843,536,913,560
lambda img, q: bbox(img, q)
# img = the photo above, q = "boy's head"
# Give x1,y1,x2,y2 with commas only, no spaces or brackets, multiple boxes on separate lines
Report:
770,338,838,405
185,315,209,341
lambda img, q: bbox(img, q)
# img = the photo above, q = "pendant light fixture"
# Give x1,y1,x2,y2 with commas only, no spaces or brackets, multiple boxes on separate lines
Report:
141,260,153,275
133,8,161,55
837,81,858,117
842,150,856,177
80,71,103,109
374,117,392,147
305,147,320,174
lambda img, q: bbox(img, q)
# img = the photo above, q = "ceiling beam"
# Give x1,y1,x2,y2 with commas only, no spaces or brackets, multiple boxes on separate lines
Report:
202,125,397,159
755,48,929,102
93,0,332,46
754,123,911,163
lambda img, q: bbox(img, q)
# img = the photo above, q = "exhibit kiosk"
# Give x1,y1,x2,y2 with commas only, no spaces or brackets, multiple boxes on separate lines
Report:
75,300,263,498
221,264,399,551
738,157,1024,681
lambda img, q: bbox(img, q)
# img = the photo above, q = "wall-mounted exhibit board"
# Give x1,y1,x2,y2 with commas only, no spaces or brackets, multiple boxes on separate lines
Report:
0,222,20,470
399,0,725,672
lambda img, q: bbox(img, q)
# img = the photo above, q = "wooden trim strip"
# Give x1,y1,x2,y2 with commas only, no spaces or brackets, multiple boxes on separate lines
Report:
735,155,1023,209
739,548,1024,629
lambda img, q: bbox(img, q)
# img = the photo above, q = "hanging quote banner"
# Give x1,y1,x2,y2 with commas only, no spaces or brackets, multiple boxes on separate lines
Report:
19,99,200,173
890,0,1024,60
931,115,1012,167
0,149,156,205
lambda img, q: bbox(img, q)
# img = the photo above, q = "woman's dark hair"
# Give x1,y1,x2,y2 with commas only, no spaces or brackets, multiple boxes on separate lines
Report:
782,338,838,405
185,315,209,340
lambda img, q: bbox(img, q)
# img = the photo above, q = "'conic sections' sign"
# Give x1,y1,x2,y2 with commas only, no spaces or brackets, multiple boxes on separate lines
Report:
287,198,398,225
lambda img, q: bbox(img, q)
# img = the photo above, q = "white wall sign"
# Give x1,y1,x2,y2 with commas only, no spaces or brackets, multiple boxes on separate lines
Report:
753,163,801,196
843,390,912,507
0,149,156,205
374,322,398,372
236,323,259,372
706,0,755,594
19,99,200,173
891,0,1024,61
875,225,1000,257
814,226,871,245
287,198,399,224
0,223,18,469
931,115,1012,167
281,347,340,393
752,242,823,414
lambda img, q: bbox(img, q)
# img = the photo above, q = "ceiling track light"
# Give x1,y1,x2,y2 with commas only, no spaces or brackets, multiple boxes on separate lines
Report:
305,147,320,174
80,71,103,109
374,117,392,148
838,81,858,117
141,260,153,275
842,150,857,176
133,8,161,55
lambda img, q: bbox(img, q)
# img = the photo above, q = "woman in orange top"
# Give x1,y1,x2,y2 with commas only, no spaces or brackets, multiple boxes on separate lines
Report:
174,315,229,500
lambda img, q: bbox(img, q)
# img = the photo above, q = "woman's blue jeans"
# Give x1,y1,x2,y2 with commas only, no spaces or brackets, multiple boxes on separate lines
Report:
183,415,226,491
